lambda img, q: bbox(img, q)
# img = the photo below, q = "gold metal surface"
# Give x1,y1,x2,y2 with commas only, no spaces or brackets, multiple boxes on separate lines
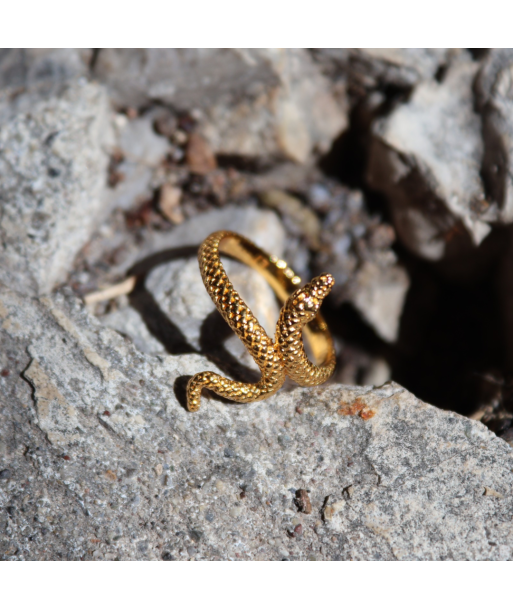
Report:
187,231,336,411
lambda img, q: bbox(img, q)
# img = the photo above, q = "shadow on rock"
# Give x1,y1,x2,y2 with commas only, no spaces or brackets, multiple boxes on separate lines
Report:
128,244,261,404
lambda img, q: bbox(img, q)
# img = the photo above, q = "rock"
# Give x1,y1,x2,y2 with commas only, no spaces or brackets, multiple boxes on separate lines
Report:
158,184,184,224
1,284,512,560
117,115,170,167
0,48,90,122
259,189,322,250
0,81,114,295
352,260,409,343
93,48,347,164
202,49,347,163
101,206,285,358
93,48,279,110
103,113,170,212
312,186,409,342
312,48,455,90
367,54,493,261
475,49,513,222
185,133,217,175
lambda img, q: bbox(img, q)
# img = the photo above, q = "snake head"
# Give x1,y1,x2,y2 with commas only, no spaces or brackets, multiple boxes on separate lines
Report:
289,274,335,321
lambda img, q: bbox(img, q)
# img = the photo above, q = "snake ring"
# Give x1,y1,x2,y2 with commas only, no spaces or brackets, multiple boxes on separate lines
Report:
187,230,336,411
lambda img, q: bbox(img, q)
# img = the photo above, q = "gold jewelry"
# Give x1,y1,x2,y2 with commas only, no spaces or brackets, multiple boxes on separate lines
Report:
187,231,336,411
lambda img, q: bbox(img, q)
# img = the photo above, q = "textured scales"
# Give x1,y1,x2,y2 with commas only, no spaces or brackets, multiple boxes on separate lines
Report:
186,231,335,411
276,274,336,386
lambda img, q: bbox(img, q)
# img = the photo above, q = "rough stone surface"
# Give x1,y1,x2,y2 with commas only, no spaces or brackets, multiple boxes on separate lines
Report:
0,48,90,122
104,113,171,211
1,285,512,561
0,81,113,295
476,49,513,223
94,48,347,164
367,55,491,261
201,49,347,163
312,48,455,90
311,187,409,342
93,48,279,110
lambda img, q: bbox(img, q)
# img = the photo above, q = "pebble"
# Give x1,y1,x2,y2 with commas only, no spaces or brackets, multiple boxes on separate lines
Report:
323,500,345,521
205,511,215,523
186,133,217,175
155,464,163,476
159,184,184,224
295,489,312,514
0,469,12,480
229,507,243,519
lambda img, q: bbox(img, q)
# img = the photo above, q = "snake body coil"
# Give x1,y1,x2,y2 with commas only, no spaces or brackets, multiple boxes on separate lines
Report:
186,231,335,411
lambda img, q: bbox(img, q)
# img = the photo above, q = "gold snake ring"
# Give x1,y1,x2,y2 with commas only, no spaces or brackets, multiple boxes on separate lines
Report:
186,230,336,411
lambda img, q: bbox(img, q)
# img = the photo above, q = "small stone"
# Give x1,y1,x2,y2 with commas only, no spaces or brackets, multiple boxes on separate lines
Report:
0,469,12,480
483,487,504,498
155,463,163,476
186,133,217,175
260,189,321,250
205,511,215,523
229,507,243,519
323,500,345,521
342,485,354,499
295,489,312,514
162,551,175,561
159,184,184,224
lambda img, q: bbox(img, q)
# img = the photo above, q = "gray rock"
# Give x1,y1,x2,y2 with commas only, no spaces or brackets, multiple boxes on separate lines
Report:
351,259,409,343
0,81,114,295
0,48,90,122
367,54,492,261
104,113,171,211
312,187,409,342
117,115,170,166
101,206,285,357
202,49,347,163
313,48,455,90
93,48,347,164
1,285,512,560
475,49,513,222
93,48,279,110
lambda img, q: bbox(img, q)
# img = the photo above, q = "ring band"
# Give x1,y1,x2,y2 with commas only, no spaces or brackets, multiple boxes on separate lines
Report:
187,230,336,411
